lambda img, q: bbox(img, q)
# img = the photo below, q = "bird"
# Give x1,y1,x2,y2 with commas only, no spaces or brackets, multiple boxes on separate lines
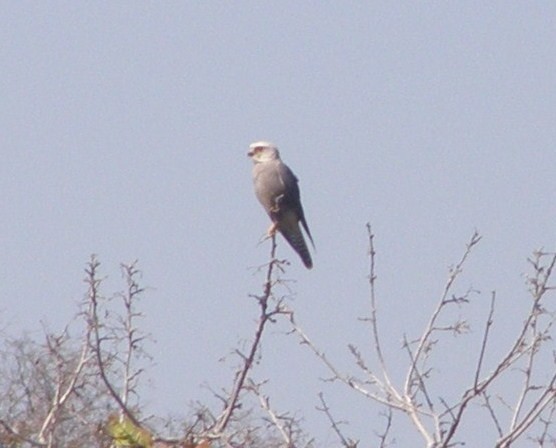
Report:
247,141,314,269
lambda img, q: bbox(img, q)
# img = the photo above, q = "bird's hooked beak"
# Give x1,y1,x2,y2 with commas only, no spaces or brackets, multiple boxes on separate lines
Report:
247,146,261,158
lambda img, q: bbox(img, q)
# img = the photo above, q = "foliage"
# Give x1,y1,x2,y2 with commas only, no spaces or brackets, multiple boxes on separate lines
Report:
106,415,153,448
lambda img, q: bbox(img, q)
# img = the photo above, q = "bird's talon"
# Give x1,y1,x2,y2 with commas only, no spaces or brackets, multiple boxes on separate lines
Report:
267,223,278,237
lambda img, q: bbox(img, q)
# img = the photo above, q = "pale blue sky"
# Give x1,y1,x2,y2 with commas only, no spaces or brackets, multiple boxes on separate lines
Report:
2,3,556,445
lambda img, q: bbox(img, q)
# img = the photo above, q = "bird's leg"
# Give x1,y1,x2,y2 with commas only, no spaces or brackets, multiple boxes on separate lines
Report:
270,194,284,213
259,194,282,245
267,222,278,237
257,222,278,246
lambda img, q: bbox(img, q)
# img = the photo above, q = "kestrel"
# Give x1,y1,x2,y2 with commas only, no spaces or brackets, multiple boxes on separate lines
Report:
248,141,314,269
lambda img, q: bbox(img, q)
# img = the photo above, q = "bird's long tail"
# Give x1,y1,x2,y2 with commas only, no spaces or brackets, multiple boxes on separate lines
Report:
279,224,312,269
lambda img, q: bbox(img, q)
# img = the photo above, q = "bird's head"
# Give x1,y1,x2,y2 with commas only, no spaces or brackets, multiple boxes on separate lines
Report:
248,141,281,163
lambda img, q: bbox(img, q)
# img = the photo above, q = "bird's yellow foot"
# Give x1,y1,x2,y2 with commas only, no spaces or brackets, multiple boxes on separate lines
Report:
267,222,278,237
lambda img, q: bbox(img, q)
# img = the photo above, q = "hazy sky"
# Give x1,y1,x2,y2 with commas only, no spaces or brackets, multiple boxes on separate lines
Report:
2,3,556,446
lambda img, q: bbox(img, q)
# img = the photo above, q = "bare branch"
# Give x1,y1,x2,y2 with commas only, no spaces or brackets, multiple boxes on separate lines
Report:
247,379,295,447
118,261,148,411
37,325,92,444
374,409,393,448
210,235,284,437
0,419,46,447
404,231,482,400
86,256,143,428
474,292,496,388
316,392,358,448
481,392,503,438
443,251,556,447
365,224,394,390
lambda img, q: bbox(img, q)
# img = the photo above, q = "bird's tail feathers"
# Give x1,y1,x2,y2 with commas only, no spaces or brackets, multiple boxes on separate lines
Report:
300,217,316,250
280,224,313,269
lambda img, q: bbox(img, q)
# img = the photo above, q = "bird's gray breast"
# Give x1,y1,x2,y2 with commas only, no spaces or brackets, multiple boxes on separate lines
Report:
252,161,286,214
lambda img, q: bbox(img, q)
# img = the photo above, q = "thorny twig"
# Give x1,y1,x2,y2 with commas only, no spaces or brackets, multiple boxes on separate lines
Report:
86,256,142,428
287,229,486,447
37,324,93,446
474,292,496,389
286,308,409,412
0,419,46,447
374,409,393,448
210,235,285,438
364,224,399,399
317,392,358,448
404,231,482,398
443,251,556,447
247,379,295,447
118,261,148,411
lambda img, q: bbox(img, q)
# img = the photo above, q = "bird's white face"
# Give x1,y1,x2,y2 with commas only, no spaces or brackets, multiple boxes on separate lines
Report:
248,141,280,163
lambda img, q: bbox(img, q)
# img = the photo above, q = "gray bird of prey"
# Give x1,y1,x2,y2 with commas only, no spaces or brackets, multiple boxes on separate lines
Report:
248,141,314,269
